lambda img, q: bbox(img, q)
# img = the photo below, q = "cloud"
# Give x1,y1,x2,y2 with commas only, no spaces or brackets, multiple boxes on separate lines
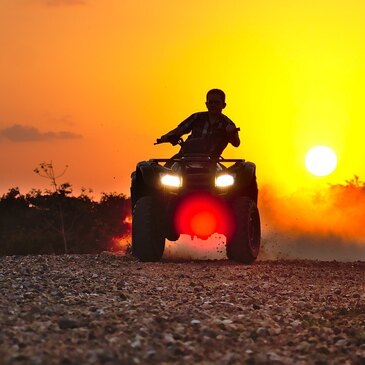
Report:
43,0,86,6
0,124,82,142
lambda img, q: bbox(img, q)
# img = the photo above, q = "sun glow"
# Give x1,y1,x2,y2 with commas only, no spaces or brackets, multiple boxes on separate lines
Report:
305,146,338,177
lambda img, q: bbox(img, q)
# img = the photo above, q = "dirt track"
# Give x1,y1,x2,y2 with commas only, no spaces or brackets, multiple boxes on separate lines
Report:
0,254,364,365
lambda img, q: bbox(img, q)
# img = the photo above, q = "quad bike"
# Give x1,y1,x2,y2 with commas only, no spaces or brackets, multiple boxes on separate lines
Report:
130,136,260,264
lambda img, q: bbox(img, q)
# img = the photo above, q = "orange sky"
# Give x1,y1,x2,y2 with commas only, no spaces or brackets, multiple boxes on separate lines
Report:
1,0,365,198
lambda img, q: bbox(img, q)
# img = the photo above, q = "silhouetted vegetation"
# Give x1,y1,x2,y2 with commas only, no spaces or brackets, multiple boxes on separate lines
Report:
329,175,365,205
0,186,131,256
330,175,365,190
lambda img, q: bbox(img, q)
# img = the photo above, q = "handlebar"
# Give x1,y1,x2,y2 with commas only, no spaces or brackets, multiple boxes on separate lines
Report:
154,138,163,145
154,137,183,146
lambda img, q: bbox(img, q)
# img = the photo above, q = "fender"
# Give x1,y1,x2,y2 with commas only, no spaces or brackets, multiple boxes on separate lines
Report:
136,161,159,187
131,161,166,204
240,161,256,187
237,161,258,203
226,161,256,188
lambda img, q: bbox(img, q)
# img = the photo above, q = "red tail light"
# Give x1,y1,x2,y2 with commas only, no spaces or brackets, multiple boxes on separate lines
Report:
174,193,233,239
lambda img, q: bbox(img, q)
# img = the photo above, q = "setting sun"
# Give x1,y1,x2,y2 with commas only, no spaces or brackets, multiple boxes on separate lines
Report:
305,146,338,177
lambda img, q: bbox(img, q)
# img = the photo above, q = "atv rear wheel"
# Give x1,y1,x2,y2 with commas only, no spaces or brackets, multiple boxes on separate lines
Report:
226,197,261,264
132,196,165,262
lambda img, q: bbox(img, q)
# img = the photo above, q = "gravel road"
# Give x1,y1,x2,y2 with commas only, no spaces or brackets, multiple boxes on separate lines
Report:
0,254,364,365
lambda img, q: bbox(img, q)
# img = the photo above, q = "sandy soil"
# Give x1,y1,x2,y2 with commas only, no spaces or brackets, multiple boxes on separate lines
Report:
0,254,364,365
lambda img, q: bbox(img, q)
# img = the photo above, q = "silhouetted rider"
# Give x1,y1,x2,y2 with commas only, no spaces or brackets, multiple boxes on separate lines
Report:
159,89,240,159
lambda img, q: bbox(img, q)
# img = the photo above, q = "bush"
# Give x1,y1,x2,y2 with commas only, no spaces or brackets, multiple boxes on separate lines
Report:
0,187,131,255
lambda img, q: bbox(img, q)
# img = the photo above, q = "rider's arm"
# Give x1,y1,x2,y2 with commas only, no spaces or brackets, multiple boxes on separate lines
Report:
228,125,240,147
224,117,241,147
160,113,198,142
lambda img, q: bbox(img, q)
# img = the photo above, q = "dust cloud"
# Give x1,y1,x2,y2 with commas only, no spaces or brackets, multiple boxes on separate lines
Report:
164,234,227,261
259,177,365,261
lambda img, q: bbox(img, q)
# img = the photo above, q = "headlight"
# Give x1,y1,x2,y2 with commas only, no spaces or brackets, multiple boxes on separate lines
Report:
160,173,182,188
215,174,235,187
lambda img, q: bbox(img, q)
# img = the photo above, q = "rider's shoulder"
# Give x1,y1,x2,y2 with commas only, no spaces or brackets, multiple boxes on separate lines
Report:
185,111,208,122
221,114,235,125
192,111,208,118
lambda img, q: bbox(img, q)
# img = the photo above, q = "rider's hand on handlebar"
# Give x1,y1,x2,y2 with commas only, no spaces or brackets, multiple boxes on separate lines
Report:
169,135,181,145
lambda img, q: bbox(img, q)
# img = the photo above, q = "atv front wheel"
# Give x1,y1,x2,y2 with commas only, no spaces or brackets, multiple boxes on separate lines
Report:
226,197,261,264
132,196,165,262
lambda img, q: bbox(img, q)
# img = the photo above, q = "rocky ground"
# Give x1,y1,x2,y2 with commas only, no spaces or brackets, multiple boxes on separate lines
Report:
0,254,364,365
